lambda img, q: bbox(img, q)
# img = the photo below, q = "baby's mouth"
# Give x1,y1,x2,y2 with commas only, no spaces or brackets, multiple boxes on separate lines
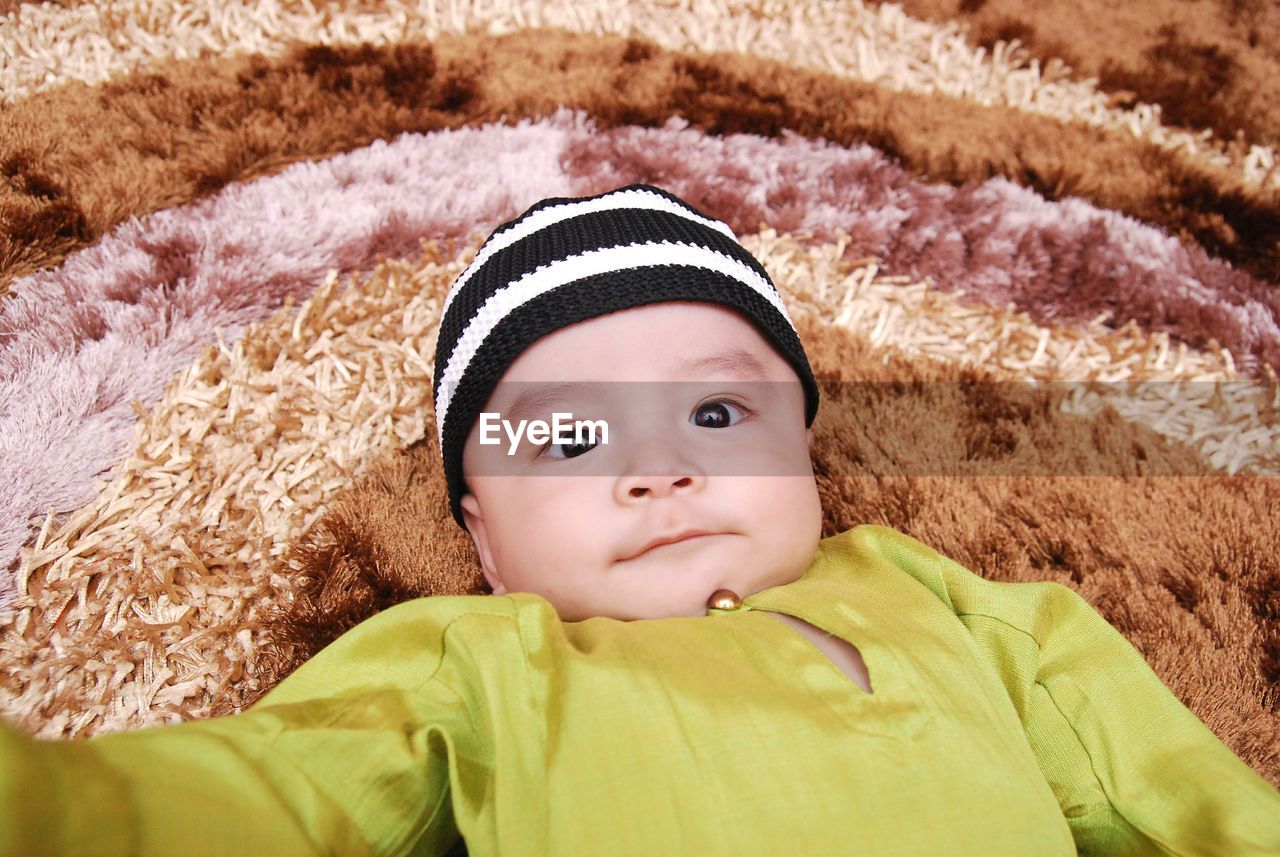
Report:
618,530,727,562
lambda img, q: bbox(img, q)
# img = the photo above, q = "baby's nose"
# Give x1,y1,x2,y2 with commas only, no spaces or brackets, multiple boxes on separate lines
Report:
614,441,707,503
619,472,703,501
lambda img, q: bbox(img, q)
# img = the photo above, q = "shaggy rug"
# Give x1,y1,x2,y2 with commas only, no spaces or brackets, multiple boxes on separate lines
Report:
1,0,1278,792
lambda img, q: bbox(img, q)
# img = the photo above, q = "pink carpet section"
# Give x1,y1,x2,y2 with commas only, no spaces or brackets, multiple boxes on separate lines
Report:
3,110,1276,605
565,119,1280,370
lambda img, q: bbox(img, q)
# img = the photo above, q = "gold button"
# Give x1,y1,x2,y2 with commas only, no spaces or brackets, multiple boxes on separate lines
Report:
707,589,742,611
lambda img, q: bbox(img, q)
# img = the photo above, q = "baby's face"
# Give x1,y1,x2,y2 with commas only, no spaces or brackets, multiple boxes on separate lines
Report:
459,301,822,621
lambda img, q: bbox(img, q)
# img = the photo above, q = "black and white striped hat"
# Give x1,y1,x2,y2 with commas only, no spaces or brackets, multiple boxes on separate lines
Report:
432,184,820,528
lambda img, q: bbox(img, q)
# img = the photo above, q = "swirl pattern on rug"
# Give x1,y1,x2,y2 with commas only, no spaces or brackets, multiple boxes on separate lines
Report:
1,0,1277,787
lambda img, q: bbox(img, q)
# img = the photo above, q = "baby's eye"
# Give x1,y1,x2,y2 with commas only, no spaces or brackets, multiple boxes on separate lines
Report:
541,438,599,460
691,398,752,429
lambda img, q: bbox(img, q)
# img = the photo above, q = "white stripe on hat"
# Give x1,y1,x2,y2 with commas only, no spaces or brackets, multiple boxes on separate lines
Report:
440,187,738,324
435,240,796,447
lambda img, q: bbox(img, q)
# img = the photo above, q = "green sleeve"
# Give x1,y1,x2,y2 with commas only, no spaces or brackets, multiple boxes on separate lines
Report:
862,525,1280,856
0,597,494,857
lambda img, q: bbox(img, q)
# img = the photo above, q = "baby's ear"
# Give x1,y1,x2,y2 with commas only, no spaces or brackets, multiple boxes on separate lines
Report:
460,493,507,595
806,428,814,448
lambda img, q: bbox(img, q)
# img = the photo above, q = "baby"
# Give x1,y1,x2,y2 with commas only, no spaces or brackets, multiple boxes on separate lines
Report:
3,185,1279,856
442,186,849,678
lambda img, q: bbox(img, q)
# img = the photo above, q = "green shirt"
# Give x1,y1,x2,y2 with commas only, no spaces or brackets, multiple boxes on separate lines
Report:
4,526,1279,855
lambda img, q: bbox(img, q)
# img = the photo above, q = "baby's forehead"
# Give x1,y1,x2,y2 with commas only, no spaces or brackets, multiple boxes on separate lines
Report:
500,301,790,379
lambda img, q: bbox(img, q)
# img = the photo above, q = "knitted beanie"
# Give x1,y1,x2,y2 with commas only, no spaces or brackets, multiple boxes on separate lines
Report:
432,184,820,529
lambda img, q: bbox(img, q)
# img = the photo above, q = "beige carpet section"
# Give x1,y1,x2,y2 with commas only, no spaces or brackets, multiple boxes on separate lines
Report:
1,0,1274,191
1,245,463,733
4,230,1271,742
748,232,1274,476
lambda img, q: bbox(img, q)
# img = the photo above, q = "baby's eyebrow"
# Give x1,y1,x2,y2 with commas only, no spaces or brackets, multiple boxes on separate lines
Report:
501,382,607,424
497,350,770,423
679,349,770,381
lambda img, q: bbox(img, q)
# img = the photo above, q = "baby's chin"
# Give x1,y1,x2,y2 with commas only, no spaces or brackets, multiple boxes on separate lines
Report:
523,548,815,621
560,582,769,622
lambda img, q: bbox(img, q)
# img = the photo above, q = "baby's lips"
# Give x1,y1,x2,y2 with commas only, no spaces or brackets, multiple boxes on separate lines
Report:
619,530,727,561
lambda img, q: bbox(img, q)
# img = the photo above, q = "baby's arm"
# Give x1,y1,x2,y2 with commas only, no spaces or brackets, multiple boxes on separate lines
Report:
863,525,1280,856
0,598,480,857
